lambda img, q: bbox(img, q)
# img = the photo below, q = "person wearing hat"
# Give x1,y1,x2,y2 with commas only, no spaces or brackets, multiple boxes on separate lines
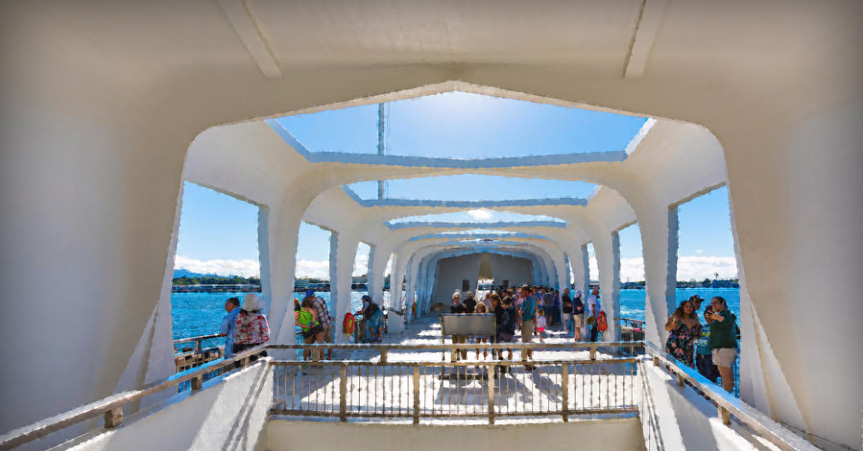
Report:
357,295,383,342
233,293,270,361
689,295,705,312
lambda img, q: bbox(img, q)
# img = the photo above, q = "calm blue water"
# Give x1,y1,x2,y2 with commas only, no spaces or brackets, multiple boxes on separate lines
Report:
171,288,739,347
619,287,740,323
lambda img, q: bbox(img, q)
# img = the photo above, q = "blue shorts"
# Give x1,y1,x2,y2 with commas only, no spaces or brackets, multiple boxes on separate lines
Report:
368,310,383,329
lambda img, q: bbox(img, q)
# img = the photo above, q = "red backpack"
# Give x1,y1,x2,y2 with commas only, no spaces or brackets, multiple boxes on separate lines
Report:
597,310,608,332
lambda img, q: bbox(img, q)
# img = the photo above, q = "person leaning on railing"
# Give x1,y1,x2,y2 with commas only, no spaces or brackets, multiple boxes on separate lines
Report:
220,296,241,358
296,297,324,360
707,296,738,393
311,293,334,359
233,293,269,363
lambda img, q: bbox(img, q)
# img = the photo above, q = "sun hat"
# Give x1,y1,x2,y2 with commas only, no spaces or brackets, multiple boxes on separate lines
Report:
305,289,315,298
574,289,583,297
242,293,263,311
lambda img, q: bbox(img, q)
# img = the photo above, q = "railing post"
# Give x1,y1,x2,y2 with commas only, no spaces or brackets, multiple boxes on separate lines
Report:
488,365,495,425
380,349,388,363
191,375,203,391
589,345,597,360
561,364,569,422
718,405,731,425
653,355,659,366
413,366,420,425
339,365,347,422
103,407,123,429
194,338,202,355
677,374,685,387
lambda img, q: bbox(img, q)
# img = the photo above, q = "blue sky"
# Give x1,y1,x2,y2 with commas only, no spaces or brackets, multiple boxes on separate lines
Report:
277,92,645,159
174,92,737,281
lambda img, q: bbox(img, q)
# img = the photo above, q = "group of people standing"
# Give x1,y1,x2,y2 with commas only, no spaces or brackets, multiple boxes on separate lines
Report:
220,293,270,361
450,284,602,371
664,295,739,392
561,287,603,342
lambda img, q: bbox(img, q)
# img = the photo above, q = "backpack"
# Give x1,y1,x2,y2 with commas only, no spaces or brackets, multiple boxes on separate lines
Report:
597,310,608,332
343,312,355,335
297,309,317,330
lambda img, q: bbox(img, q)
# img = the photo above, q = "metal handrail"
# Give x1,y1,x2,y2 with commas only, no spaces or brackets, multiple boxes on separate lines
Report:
617,316,645,328
271,341,644,362
644,343,817,451
173,333,224,346
268,341,643,350
270,357,639,424
0,345,268,450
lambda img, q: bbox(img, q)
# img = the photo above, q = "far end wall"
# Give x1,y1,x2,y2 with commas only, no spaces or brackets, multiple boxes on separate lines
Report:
433,254,534,307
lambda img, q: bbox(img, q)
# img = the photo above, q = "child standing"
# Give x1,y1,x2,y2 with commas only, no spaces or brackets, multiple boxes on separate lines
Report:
536,308,547,342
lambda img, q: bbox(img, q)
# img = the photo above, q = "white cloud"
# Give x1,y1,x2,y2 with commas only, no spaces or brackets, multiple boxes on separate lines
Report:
618,256,737,282
296,259,330,279
676,256,738,280
583,255,738,283
352,253,369,277
174,256,260,278
695,249,704,255
467,209,494,221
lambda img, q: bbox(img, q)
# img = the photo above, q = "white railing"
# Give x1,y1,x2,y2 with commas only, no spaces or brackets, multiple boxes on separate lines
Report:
0,346,268,450
644,343,817,451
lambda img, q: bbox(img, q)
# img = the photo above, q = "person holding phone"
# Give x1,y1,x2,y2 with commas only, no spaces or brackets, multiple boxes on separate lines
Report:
707,296,738,393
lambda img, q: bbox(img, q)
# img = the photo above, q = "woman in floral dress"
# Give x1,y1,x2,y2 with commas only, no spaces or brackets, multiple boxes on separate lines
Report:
233,293,270,361
664,300,701,367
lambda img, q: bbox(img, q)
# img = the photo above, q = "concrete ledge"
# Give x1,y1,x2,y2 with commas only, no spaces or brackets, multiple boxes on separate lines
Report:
266,415,644,451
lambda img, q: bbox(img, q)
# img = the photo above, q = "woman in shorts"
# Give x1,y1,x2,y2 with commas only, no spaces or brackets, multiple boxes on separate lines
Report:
707,296,738,393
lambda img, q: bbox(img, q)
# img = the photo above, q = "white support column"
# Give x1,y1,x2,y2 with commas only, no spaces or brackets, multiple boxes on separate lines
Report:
265,192,321,349
330,232,360,343
404,255,419,321
639,204,678,348
594,231,621,342
365,245,377,301
388,253,406,334
580,244,591,293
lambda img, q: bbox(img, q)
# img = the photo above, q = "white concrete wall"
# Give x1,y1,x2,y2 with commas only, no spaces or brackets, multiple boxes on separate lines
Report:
433,255,481,306
486,254,534,288
266,417,644,451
